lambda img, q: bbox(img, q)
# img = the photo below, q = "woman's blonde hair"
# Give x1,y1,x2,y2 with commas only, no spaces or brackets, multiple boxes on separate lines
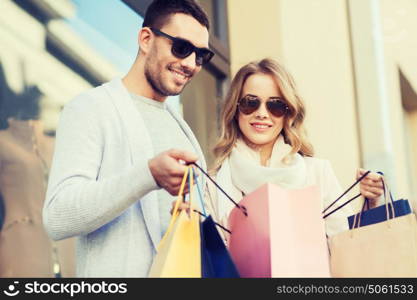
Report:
212,58,314,171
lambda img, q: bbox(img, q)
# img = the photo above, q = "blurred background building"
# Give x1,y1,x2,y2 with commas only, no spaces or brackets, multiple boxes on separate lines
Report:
0,0,416,276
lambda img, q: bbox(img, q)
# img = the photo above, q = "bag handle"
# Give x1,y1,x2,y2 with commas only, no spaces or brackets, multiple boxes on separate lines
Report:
352,176,395,228
193,170,206,216
322,170,371,219
191,162,248,217
158,166,192,251
192,169,232,234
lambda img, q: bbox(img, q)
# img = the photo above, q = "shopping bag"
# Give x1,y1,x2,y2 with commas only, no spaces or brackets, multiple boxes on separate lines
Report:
190,167,240,278
200,215,240,278
227,183,330,277
148,167,201,277
329,179,417,277
330,214,417,277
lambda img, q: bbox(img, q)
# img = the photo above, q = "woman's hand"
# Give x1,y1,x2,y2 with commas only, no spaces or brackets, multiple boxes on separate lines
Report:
357,168,384,208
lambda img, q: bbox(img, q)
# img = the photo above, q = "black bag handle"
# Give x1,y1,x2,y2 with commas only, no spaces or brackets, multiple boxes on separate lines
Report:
322,170,371,219
193,209,232,234
187,167,232,234
191,162,248,217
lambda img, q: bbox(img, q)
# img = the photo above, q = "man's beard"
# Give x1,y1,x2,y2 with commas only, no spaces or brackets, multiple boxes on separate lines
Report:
144,66,176,97
145,59,191,97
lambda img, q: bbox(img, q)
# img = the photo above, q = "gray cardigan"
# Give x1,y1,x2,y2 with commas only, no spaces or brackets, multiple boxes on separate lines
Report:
43,78,206,277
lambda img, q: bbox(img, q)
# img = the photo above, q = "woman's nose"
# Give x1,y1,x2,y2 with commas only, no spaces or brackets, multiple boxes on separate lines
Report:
255,102,269,118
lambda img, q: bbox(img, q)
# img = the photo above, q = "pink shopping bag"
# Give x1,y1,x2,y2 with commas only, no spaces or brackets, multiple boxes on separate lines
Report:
228,183,330,277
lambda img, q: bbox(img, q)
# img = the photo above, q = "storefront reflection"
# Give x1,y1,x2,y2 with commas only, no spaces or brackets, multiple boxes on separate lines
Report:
0,63,75,277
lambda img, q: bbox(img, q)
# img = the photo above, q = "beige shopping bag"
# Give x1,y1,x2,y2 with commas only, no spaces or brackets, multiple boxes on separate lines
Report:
329,212,417,277
329,177,417,278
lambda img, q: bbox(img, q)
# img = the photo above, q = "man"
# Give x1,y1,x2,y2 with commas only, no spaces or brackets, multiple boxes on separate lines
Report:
43,0,213,277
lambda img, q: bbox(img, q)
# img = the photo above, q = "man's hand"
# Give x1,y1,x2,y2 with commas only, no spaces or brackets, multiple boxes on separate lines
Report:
357,168,384,208
170,200,191,215
148,149,198,196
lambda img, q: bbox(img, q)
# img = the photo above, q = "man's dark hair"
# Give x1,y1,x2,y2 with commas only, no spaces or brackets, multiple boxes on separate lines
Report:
143,0,210,31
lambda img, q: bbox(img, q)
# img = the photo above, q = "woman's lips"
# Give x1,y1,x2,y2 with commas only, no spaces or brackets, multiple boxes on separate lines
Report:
250,123,272,132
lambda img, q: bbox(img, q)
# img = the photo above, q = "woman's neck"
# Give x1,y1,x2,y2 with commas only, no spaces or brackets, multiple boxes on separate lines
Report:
259,146,273,166
242,137,276,166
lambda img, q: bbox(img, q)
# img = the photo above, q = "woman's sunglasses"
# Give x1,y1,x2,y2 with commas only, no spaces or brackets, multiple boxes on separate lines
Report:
238,96,289,117
150,28,215,66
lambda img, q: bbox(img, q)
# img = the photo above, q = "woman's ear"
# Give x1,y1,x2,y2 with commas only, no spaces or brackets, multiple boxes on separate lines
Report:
138,27,153,55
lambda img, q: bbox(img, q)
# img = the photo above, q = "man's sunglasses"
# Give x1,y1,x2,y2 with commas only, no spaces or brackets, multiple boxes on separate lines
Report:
150,28,214,66
238,96,289,118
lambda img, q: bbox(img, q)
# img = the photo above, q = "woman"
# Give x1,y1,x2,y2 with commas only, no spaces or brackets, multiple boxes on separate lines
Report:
210,58,383,237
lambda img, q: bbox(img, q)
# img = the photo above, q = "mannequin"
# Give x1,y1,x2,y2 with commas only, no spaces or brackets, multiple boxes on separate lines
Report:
0,72,75,277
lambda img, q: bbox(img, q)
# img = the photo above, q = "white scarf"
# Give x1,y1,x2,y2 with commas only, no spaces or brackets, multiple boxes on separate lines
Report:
215,135,308,220
229,136,307,195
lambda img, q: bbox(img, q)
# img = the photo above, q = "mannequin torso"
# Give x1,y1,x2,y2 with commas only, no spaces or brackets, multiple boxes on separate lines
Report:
0,119,75,277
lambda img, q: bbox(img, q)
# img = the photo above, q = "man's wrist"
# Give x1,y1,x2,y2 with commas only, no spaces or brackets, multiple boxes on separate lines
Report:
148,158,162,189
